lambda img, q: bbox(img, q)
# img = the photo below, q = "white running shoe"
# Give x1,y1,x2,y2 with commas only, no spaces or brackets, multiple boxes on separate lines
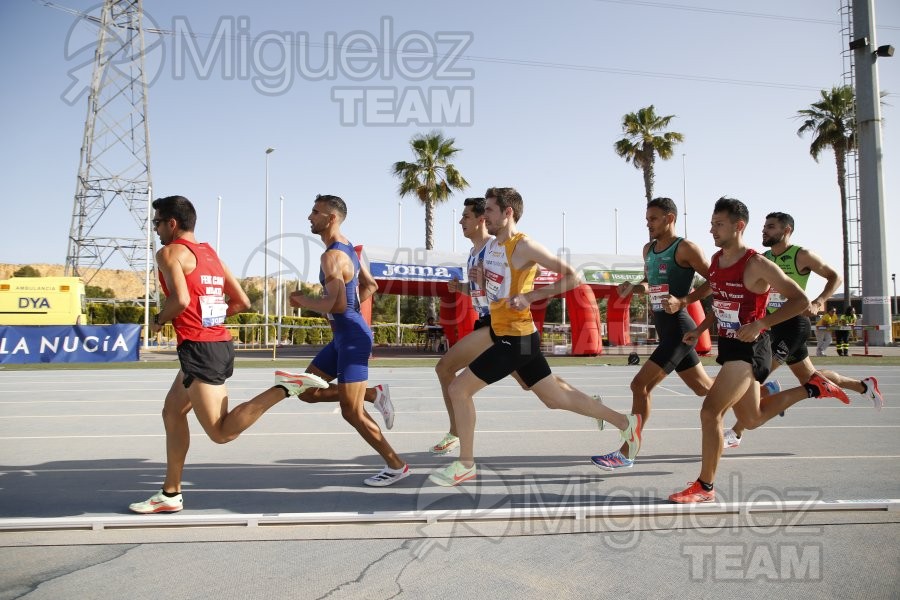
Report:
373,384,395,429
363,464,411,487
274,370,330,396
723,428,742,449
129,489,183,514
861,377,884,410
429,433,460,454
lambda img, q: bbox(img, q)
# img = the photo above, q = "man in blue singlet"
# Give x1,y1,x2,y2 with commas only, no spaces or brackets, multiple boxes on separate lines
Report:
288,195,410,487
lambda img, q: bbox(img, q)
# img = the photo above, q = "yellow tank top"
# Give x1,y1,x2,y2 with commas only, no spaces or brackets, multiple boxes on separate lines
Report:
483,232,538,336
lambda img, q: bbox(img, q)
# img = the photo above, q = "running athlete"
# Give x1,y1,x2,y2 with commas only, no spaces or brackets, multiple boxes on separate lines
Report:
430,197,595,456
287,195,410,487
129,195,329,514
723,212,883,448
591,197,714,470
428,187,642,487
670,197,849,504
430,197,494,455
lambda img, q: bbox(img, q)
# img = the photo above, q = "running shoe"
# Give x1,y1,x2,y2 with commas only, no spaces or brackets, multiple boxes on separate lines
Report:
274,370,330,396
590,450,633,471
723,428,742,449
129,489,183,514
668,480,715,504
861,377,884,410
762,379,782,395
761,380,786,416
807,372,850,404
363,464,411,487
428,460,477,487
373,384,395,429
428,432,460,455
620,414,643,460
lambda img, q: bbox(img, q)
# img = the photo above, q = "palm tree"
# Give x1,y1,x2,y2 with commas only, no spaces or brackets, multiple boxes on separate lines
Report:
796,85,856,308
392,131,468,319
392,130,469,251
614,105,684,203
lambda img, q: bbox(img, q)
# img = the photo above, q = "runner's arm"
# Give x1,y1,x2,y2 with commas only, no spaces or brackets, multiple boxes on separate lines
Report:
357,262,378,303
617,241,652,297
289,250,347,314
798,248,842,316
735,255,807,342
514,238,582,305
220,262,252,317
666,240,710,313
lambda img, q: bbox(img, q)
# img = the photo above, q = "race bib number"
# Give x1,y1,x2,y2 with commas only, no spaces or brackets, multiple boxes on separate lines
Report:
200,295,227,327
484,269,504,303
767,291,787,310
649,284,669,312
713,299,741,338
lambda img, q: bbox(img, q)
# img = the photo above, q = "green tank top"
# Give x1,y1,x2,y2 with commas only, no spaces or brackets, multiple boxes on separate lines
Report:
646,238,695,312
764,245,810,313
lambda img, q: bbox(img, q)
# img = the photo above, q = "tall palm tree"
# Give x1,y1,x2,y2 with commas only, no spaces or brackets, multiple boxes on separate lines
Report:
392,130,469,251
614,105,684,203
796,85,856,308
392,131,468,319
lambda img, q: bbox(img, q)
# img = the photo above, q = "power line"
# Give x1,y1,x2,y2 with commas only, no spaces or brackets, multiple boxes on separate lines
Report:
35,0,887,93
590,0,900,30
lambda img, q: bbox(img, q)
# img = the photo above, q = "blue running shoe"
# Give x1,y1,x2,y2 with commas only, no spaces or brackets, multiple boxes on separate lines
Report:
762,380,785,416
590,450,634,471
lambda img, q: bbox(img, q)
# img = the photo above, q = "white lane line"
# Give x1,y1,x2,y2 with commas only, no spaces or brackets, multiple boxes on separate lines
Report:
1,426,899,440
0,407,895,417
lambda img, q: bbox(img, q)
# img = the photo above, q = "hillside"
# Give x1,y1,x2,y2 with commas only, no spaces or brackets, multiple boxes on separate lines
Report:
0,264,313,300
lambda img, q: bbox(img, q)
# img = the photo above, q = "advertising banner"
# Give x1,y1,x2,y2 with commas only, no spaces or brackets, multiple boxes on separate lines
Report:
0,325,141,364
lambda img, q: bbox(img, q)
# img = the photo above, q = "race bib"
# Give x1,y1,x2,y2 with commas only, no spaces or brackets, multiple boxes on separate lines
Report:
200,295,227,327
484,269,504,303
767,291,787,310
649,284,669,312
713,299,741,338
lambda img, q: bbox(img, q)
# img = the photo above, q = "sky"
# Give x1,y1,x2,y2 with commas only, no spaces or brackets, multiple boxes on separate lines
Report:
1,0,898,294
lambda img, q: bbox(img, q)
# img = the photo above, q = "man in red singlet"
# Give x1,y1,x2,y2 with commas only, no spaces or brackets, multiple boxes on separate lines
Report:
129,195,328,514
670,197,849,504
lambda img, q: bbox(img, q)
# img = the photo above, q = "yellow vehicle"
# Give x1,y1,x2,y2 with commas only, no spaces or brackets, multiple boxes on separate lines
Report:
0,277,87,325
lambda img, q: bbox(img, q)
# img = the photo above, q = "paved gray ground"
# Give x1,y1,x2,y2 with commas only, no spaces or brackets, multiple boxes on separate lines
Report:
1,365,898,599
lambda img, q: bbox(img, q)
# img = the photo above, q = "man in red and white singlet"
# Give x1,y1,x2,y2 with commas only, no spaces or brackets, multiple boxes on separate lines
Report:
128,195,328,514
671,197,848,504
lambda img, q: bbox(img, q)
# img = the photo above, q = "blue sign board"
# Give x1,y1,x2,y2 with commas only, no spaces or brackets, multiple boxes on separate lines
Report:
0,325,142,364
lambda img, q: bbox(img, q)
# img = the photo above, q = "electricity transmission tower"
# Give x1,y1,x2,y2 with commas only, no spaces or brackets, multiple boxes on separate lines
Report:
65,0,157,303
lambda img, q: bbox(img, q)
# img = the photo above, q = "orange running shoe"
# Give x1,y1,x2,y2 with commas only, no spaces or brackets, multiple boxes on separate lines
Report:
669,480,715,504
807,372,850,405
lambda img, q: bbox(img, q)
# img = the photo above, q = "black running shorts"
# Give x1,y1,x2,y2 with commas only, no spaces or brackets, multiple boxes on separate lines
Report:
469,329,552,388
716,333,772,384
769,314,811,365
177,339,235,388
649,310,701,374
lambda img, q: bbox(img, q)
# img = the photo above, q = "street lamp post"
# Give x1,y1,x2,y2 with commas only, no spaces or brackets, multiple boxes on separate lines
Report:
263,147,274,346
276,194,285,346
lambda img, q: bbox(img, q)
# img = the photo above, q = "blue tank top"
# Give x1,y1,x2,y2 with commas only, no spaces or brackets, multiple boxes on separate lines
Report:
319,241,367,331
